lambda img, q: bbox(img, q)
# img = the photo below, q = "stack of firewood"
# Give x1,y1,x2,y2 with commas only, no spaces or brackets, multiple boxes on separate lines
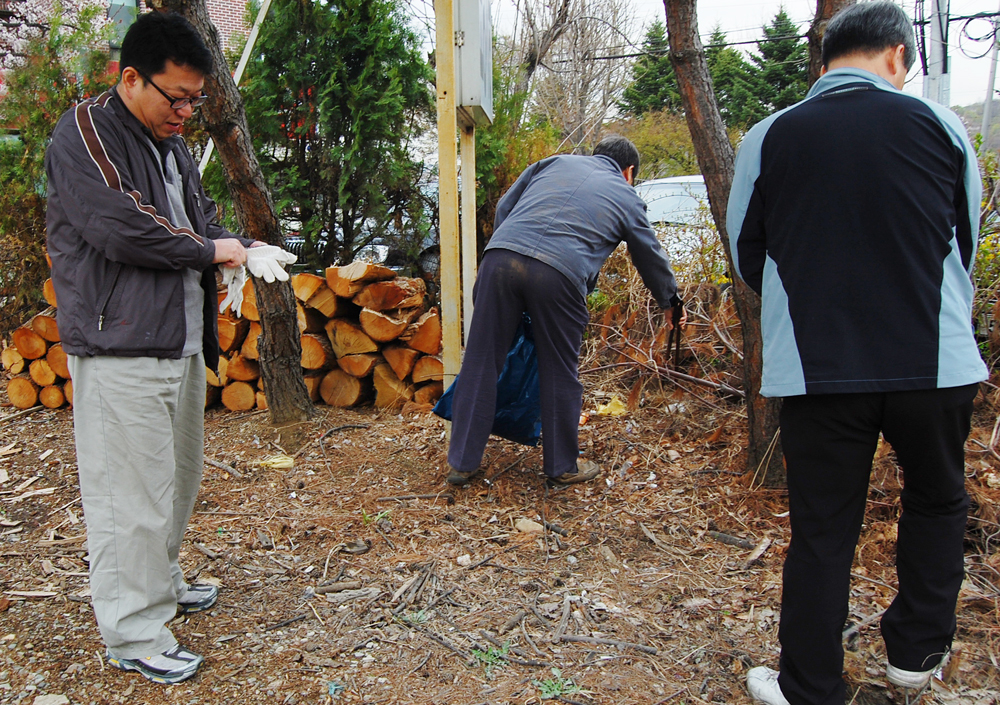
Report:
2,280,72,410
212,260,444,412
3,261,445,414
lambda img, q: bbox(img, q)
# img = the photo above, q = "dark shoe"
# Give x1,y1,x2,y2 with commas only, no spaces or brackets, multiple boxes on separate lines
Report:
551,459,601,485
106,644,203,684
176,584,218,614
446,466,481,485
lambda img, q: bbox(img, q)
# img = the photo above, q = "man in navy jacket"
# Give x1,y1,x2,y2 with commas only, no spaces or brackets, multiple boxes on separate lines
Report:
447,136,683,486
727,4,985,704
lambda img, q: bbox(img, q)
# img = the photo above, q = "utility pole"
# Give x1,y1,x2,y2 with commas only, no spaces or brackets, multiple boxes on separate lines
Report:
982,5,1000,146
923,0,951,106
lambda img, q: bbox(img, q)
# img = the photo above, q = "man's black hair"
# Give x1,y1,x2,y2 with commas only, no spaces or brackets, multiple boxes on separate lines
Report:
120,12,213,78
592,135,640,175
822,1,916,71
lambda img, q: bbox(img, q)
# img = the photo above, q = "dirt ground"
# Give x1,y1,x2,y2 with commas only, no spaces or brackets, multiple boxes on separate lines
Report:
0,375,999,705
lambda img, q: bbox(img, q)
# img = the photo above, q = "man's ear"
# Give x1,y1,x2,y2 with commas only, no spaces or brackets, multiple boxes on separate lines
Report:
120,66,141,97
623,165,635,185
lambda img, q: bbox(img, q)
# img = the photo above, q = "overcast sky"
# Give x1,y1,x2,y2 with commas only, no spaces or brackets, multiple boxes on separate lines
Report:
489,0,996,109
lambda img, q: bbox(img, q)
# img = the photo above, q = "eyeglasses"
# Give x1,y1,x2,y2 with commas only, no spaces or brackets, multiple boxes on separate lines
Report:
136,69,209,110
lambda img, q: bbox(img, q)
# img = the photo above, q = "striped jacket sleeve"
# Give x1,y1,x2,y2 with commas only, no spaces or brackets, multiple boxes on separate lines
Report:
45,93,217,272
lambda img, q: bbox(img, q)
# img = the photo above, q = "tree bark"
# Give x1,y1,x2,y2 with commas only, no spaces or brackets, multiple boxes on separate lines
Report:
807,0,856,86
663,0,785,486
149,0,314,430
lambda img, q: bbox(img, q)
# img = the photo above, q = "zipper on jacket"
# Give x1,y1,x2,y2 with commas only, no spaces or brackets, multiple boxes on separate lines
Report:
97,264,123,331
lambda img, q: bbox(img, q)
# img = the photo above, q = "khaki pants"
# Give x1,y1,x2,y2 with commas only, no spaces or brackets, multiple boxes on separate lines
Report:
68,354,205,658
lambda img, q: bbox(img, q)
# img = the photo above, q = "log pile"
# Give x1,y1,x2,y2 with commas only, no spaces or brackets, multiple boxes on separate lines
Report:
3,304,72,410
4,262,445,415
215,261,444,412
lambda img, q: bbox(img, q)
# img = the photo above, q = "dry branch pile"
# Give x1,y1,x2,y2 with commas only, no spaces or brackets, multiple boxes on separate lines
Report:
215,261,444,413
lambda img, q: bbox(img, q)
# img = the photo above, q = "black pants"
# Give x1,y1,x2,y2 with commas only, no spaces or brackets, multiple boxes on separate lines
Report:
448,249,591,478
776,385,977,705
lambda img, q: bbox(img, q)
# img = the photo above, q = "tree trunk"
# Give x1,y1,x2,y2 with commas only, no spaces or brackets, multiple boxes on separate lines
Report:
807,0,856,86
664,0,785,486
149,0,314,430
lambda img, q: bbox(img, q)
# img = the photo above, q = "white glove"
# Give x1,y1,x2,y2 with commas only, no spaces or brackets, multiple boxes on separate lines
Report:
246,245,297,283
220,264,247,317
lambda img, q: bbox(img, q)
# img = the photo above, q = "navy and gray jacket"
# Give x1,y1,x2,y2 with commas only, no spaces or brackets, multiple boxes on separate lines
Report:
486,153,680,309
728,68,986,397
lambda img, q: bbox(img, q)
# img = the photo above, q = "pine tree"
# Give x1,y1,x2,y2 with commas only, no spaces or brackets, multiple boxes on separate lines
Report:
751,9,809,112
239,0,433,269
705,27,767,129
618,21,681,117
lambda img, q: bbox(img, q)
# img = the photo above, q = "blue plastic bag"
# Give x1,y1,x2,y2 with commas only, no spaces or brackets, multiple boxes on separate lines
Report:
433,314,542,446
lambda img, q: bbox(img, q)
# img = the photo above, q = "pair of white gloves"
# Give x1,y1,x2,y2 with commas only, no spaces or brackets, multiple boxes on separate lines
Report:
219,244,297,317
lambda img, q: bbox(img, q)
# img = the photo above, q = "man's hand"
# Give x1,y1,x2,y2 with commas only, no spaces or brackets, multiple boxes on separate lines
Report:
213,238,248,268
664,304,687,331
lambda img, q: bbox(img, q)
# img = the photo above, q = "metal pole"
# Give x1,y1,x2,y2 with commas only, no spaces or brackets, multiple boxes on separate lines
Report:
923,0,951,105
436,0,462,388
982,8,1000,145
199,0,274,175
459,124,477,344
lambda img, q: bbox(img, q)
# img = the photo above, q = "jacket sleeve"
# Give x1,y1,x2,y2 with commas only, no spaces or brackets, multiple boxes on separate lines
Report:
727,126,768,295
45,97,217,271
621,196,680,309
189,152,255,248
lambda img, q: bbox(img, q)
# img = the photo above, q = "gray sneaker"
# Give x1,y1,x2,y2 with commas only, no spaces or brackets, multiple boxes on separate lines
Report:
551,459,601,485
106,643,203,684
177,583,219,614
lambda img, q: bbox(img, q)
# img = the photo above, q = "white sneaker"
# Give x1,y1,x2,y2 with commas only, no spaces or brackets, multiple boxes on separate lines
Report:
887,662,939,689
747,666,791,705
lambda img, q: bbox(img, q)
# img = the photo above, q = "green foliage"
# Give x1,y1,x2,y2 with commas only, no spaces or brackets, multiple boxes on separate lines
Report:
705,28,768,130
471,642,509,679
361,508,391,526
532,668,583,699
0,5,116,335
474,37,561,247
607,110,698,180
751,10,809,113
618,21,680,117
235,0,434,270
973,141,1000,369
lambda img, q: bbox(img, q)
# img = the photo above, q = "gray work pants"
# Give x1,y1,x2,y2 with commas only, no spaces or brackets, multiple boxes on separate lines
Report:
68,354,205,658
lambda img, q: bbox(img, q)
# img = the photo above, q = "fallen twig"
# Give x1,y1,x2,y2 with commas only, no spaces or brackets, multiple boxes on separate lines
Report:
293,424,371,459
0,405,43,424
553,594,572,643
376,492,454,504
559,634,658,655
544,521,568,536
204,456,243,478
741,538,772,570
193,543,220,560
479,630,551,667
315,580,362,595
842,608,888,641
707,531,755,550
264,612,309,631
410,623,470,662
